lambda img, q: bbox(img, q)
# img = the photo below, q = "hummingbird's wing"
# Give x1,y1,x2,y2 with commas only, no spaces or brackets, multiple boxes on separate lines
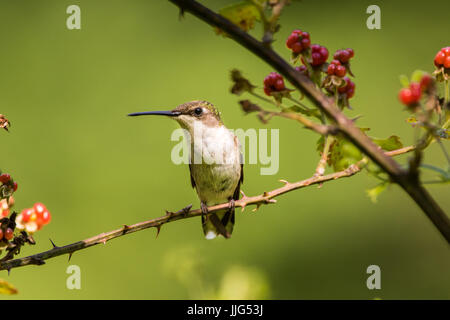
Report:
188,163,196,189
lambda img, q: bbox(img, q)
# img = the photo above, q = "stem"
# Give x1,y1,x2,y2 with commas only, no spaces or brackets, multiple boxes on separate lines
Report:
0,146,416,272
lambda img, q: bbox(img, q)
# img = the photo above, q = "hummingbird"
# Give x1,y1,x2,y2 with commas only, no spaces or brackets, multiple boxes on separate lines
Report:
128,101,243,239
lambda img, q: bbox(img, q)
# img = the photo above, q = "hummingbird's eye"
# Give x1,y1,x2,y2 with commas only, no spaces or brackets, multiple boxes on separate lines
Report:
194,107,203,116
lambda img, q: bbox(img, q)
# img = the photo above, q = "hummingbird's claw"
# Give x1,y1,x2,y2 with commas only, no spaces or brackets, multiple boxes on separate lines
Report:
228,199,235,211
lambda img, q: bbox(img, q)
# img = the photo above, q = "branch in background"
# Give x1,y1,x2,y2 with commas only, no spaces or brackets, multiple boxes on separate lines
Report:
0,147,415,272
168,0,450,243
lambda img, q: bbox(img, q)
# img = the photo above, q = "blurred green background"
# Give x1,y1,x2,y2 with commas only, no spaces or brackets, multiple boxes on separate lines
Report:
0,0,449,299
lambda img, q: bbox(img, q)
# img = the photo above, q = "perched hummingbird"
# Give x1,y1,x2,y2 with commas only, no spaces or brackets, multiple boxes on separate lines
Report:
128,101,243,239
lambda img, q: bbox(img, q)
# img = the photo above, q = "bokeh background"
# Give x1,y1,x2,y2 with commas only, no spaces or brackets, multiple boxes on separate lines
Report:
0,0,449,299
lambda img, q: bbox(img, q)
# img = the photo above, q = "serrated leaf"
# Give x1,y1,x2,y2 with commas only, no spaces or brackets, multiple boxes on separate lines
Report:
366,182,388,203
218,2,260,33
327,135,363,172
0,279,18,295
372,135,403,151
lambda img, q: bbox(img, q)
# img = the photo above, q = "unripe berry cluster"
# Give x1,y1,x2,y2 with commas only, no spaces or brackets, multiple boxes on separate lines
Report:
398,82,421,106
327,60,347,77
0,197,14,218
333,48,354,64
0,225,14,241
263,72,286,96
0,172,18,195
286,30,311,54
338,77,356,99
434,47,450,68
16,202,51,233
309,44,329,66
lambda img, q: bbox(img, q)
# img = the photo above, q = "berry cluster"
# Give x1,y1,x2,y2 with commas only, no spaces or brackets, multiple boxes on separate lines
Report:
338,77,356,99
434,47,450,68
263,72,286,96
0,224,14,241
398,82,421,106
16,202,51,233
286,30,311,54
0,173,18,197
327,60,347,77
309,44,329,66
333,48,354,64
0,197,14,218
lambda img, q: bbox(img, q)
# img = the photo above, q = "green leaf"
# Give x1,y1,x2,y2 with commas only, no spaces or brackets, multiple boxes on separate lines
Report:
366,182,388,203
372,135,403,151
0,279,18,295
218,2,260,33
327,135,363,172
411,70,425,83
399,75,409,88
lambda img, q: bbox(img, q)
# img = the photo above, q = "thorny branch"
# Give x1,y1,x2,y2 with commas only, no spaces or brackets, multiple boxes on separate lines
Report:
169,0,450,243
0,147,415,272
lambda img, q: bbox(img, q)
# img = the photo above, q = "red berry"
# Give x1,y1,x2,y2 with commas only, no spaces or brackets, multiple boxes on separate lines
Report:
327,64,336,75
301,38,310,48
1,209,9,218
292,42,303,53
5,228,13,241
420,74,432,91
435,51,446,66
331,59,341,66
340,50,350,62
274,79,284,90
21,208,34,223
410,82,421,102
319,47,329,61
13,182,18,192
0,174,11,184
443,47,450,55
399,88,413,105
34,202,47,215
347,48,354,58
286,29,310,53
41,210,51,225
335,65,346,77
444,56,450,68
286,34,297,48
311,44,320,52
263,72,285,96
311,52,322,66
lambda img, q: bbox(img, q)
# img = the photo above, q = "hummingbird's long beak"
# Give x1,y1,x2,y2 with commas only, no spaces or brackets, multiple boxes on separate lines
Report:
127,111,181,117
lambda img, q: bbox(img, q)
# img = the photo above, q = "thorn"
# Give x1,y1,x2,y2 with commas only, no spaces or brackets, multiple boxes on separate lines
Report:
265,199,277,204
7,268,11,276
279,179,290,185
49,238,58,248
122,224,130,234
240,190,248,199
68,252,73,262
165,210,174,221
263,191,269,197
180,204,192,217
99,239,107,245
155,225,162,239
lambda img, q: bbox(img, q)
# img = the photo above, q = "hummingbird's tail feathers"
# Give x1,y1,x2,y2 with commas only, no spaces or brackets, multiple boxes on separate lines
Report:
202,209,234,240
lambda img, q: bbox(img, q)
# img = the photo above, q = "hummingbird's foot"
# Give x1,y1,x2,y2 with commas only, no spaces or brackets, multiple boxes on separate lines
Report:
228,199,235,211
200,202,209,226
